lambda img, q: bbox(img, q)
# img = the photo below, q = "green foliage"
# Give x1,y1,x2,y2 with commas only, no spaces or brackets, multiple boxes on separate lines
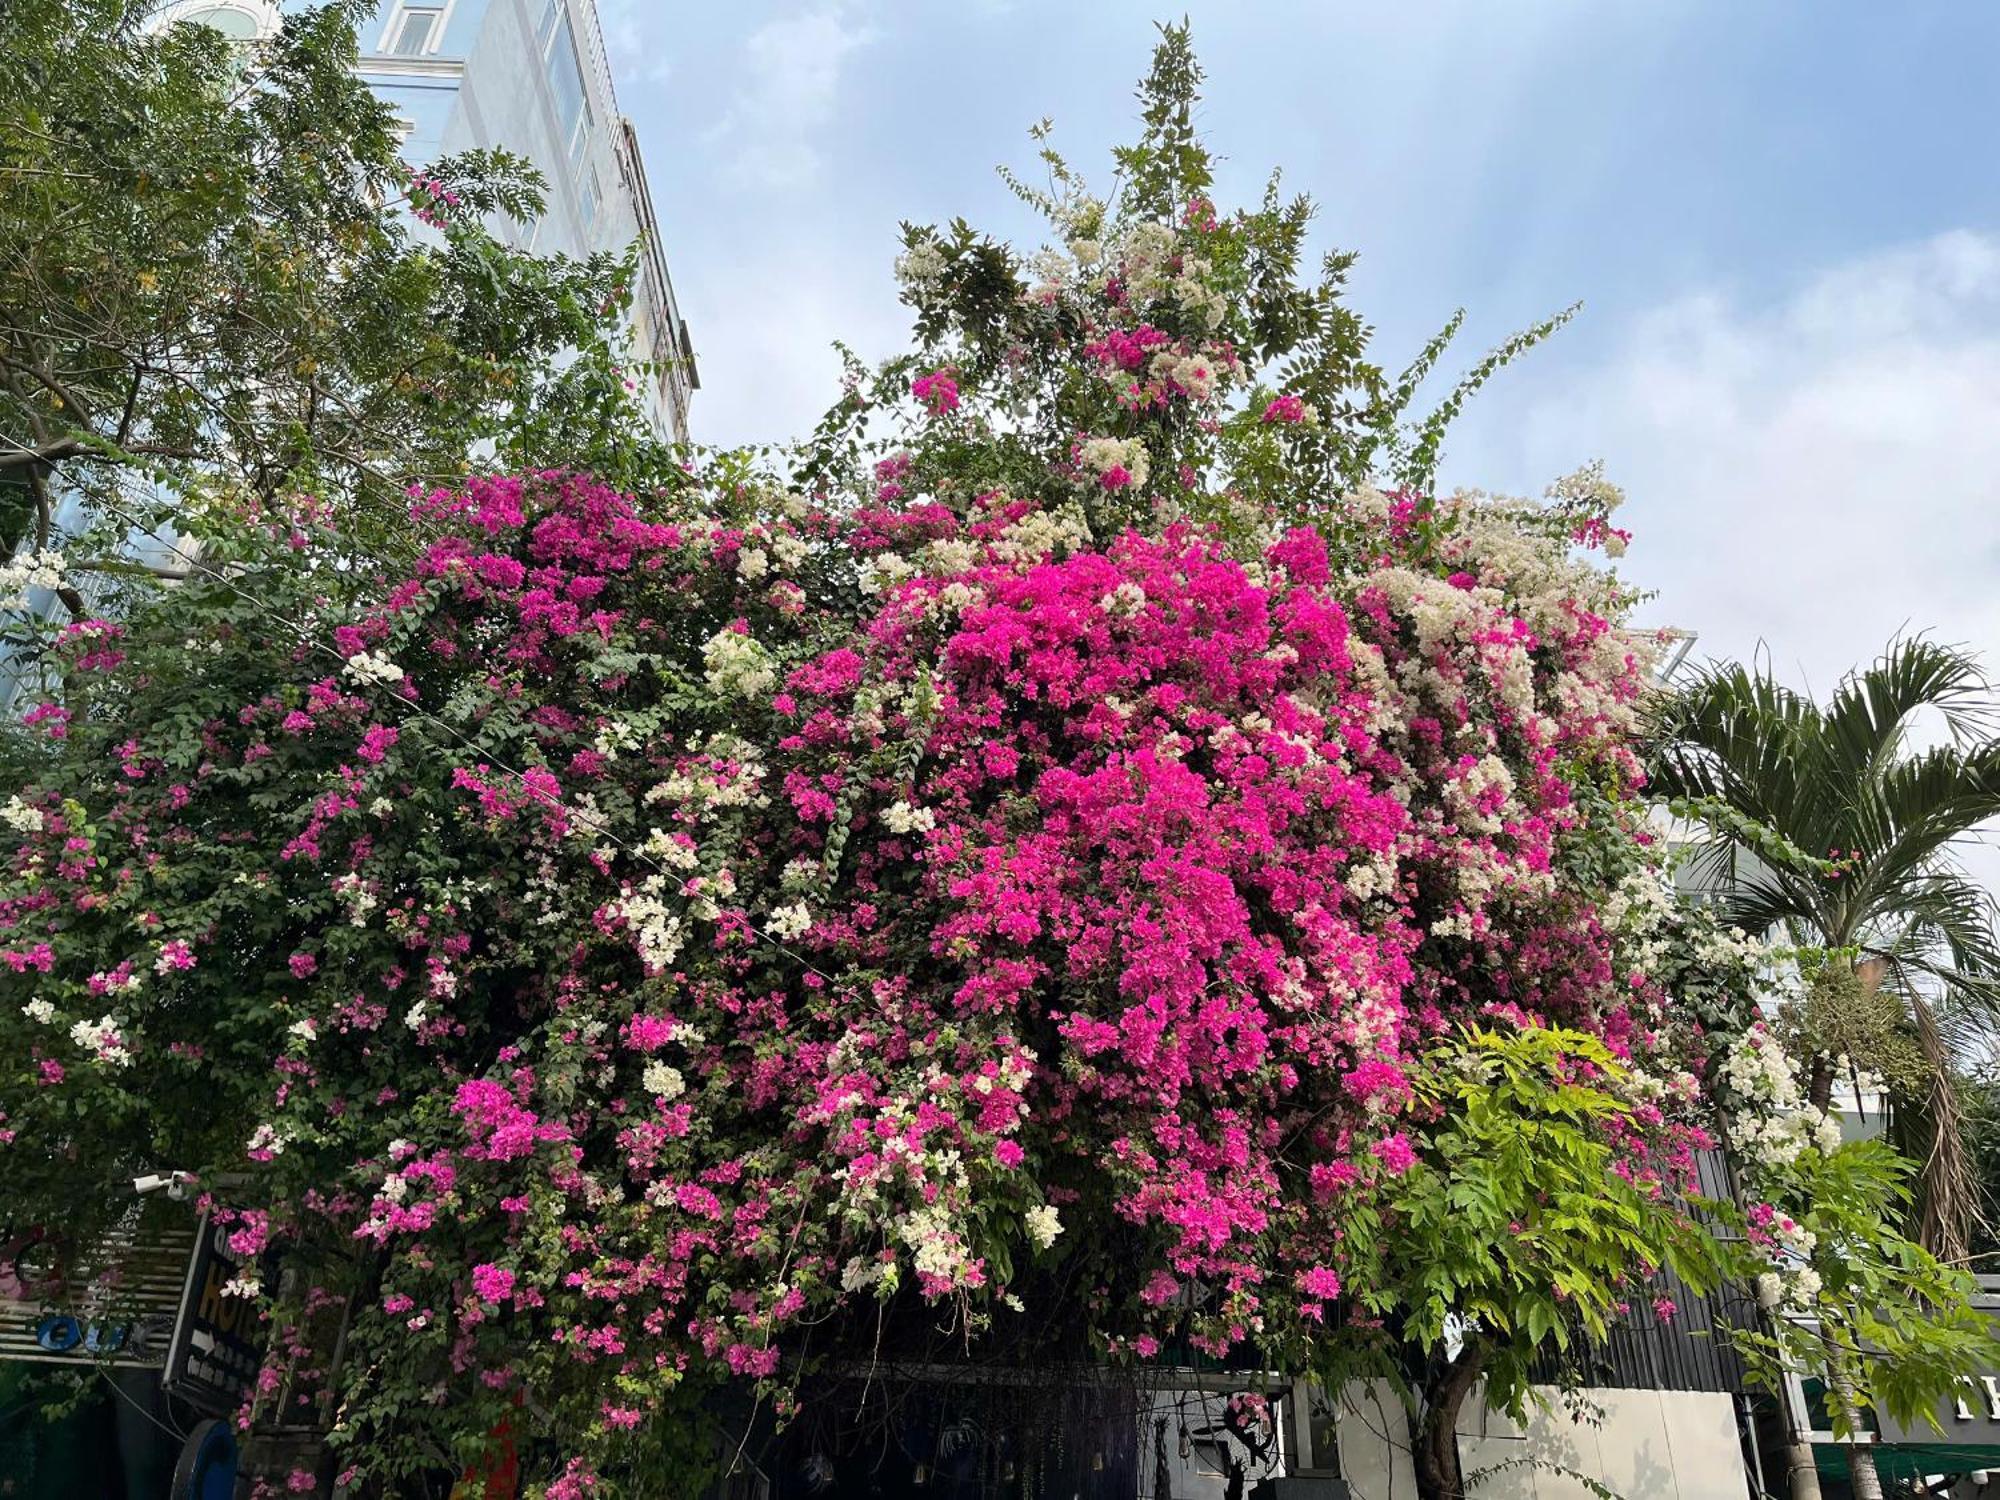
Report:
802,17,1569,531
1650,636,2000,1256
1331,1027,1724,1418
0,0,674,589
1727,1136,2000,1439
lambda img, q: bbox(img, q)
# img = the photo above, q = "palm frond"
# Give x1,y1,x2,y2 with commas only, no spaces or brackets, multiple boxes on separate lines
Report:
1822,637,1996,778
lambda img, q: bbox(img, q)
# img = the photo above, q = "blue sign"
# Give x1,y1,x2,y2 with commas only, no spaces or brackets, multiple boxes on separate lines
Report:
171,1418,238,1500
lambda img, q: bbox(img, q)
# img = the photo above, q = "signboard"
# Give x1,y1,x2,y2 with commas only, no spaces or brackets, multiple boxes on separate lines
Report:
0,1222,193,1369
1784,1284,2000,1453
171,1418,240,1500
160,1214,264,1413
1875,1370,2000,1447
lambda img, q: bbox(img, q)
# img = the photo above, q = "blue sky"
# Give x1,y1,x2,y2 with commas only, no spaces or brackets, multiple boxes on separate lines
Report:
599,0,2000,695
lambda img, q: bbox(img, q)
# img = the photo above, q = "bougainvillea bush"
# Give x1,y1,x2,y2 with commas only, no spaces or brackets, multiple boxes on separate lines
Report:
3,26,1986,1500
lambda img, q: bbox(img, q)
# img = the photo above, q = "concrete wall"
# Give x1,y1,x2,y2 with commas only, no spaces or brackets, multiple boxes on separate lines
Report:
1328,1382,1748,1500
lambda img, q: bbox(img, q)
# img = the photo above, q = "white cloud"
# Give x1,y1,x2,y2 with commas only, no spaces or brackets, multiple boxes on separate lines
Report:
705,5,880,191
595,0,672,86
682,246,906,450
1452,230,2000,695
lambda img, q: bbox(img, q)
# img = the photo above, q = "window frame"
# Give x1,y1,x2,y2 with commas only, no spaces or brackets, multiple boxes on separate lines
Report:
376,1,455,59
144,0,280,42
538,5,596,174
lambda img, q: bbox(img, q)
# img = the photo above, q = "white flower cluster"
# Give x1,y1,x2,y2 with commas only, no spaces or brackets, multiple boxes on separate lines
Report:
1147,348,1223,402
69,1014,133,1067
593,717,644,760
923,537,978,575
1,796,44,834
988,506,1091,567
639,826,701,869
1444,755,1517,836
1721,1025,1843,1311
21,998,55,1025
881,801,936,836
0,548,65,610
701,627,776,699
893,239,948,295
765,902,813,941
1098,582,1147,619
840,1253,893,1295
613,875,686,972
641,1060,686,1100
899,1201,980,1287
771,531,811,571
1720,1024,1843,1167
332,872,377,927
1547,461,1630,557
645,734,769,817
1601,867,1680,985
856,553,918,597
1076,435,1151,491
1024,1204,1064,1250
1112,221,1225,327
684,867,737,922
343,650,405,687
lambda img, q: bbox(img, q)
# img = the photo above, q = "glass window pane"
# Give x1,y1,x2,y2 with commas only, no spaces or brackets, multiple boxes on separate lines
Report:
536,0,563,52
185,7,260,39
389,9,441,56
545,14,589,153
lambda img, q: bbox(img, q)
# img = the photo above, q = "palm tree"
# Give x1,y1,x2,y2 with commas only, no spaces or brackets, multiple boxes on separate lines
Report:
1650,637,2000,1262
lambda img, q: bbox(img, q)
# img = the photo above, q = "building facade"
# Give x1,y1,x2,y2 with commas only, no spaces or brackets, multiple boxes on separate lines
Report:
149,0,698,441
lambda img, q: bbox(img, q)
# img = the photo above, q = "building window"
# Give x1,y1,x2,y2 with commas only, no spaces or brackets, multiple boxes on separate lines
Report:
541,9,593,169
534,0,564,52
149,1,280,42
578,167,603,233
182,5,262,39
382,3,446,56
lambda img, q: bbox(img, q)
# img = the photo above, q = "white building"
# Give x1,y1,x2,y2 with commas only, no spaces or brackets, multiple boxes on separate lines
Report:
149,0,698,440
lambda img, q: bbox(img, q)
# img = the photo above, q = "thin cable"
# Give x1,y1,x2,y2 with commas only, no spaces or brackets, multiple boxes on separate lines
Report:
96,1363,186,1445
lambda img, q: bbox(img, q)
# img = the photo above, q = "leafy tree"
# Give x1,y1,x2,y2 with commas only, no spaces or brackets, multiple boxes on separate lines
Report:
1334,1026,1726,1499
0,21,1990,1500
1651,638,2000,1262
0,0,669,617
798,22,1575,533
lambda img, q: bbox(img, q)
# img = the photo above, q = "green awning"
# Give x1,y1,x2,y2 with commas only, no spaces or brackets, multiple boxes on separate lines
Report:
1815,1442,2000,1482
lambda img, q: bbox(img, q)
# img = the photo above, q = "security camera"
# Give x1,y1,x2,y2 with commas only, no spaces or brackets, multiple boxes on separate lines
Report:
132,1170,194,1199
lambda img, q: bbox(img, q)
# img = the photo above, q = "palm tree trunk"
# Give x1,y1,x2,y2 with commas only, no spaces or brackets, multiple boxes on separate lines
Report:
1908,992,1976,1264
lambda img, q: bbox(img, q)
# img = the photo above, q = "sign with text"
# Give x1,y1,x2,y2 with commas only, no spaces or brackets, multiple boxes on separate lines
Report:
0,1222,193,1369
1874,1290,2000,1447
160,1214,264,1413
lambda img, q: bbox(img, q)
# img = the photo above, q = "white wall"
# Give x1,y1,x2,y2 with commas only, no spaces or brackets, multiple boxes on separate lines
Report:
1330,1382,1747,1500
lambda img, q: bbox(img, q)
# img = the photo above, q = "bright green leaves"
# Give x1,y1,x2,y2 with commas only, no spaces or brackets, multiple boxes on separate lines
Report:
1333,1025,1729,1414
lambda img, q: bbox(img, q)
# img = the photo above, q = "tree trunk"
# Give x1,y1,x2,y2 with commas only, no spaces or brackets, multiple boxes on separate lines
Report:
1908,992,1976,1264
1806,1054,1834,1112
1412,1340,1489,1500
1829,1357,1883,1500
1781,1434,1824,1500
